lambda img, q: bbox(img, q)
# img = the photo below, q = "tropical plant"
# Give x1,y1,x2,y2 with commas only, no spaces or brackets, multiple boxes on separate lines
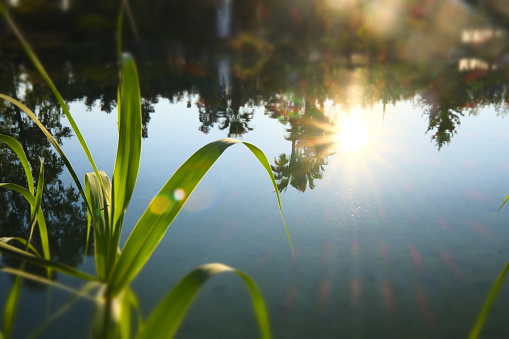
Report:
0,3,291,338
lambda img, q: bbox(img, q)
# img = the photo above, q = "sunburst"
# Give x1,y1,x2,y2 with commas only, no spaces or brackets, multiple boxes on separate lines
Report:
337,116,369,152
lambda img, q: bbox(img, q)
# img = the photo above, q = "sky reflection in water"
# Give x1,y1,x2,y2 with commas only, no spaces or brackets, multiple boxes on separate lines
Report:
1,0,509,337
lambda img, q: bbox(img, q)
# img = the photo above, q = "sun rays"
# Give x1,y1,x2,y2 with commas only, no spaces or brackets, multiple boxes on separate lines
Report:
337,115,370,152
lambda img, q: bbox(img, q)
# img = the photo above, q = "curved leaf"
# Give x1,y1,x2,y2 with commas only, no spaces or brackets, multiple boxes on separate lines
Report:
108,138,291,295
0,6,104,204
85,171,112,280
1,267,98,301
0,183,49,260
2,272,22,339
32,159,50,260
0,242,97,282
111,53,142,243
0,94,92,214
137,263,270,339
0,183,34,205
29,281,101,338
0,237,42,258
497,193,509,212
0,135,33,195
470,261,509,339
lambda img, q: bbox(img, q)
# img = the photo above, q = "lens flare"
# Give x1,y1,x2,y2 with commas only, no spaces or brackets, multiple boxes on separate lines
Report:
173,189,186,201
149,195,171,214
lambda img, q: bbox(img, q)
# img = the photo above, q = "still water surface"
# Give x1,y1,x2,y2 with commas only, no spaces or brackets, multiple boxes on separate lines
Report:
3,81,509,338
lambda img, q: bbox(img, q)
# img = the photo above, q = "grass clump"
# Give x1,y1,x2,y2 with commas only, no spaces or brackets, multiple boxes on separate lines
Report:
0,3,291,338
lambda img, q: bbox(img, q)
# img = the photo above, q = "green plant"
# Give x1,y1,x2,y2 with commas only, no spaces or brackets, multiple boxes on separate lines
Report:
469,195,509,338
0,4,292,338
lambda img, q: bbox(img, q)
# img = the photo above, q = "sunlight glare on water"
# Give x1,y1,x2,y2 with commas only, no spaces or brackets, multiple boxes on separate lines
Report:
337,114,370,152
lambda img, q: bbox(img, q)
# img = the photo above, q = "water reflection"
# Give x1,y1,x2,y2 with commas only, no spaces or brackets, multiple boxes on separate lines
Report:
0,1,508,194
0,62,88,283
2,49,508,190
336,115,369,152
267,94,336,192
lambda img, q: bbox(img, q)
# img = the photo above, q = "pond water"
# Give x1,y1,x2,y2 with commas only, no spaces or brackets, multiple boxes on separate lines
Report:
1,1,509,338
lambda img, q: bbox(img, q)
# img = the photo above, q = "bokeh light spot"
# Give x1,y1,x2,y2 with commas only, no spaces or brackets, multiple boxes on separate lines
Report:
173,189,186,201
149,195,171,215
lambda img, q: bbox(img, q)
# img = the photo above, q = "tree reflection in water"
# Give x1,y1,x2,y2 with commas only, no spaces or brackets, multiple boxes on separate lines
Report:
0,61,88,286
1,0,508,197
266,94,336,192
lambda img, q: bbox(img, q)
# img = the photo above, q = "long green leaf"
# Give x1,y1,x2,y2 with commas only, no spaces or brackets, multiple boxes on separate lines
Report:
108,138,291,296
0,242,97,282
1,268,98,302
85,172,112,280
0,135,34,195
111,53,142,247
1,174,42,339
2,271,22,339
242,142,292,249
470,261,509,338
3,174,46,339
0,94,92,214
497,194,509,212
137,263,270,339
0,238,42,257
29,281,101,338
32,159,50,260
0,5,104,201
116,0,141,56
0,183,49,260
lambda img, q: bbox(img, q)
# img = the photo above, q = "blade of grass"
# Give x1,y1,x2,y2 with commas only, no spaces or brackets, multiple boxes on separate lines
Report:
111,53,142,249
3,267,100,339
0,183,34,206
0,238,42,257
1,268,98,302
116,3,124,56
28,281,101,339
497,194,509,212
0,242,97,281
108,138,291,296
0,5,105,200
31,159,50,260
137,263,270,339
0,135,34,195
116,0,140,56
2,271,22,339
0,183,49,260
0,94,92,214
85,172,112,280
470,261,509,339
1,176,43,339
242,142,292,251
122,0,140,42
3,158,46,339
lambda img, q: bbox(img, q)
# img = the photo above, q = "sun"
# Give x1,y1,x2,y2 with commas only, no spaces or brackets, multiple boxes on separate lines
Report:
337,116,369,152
